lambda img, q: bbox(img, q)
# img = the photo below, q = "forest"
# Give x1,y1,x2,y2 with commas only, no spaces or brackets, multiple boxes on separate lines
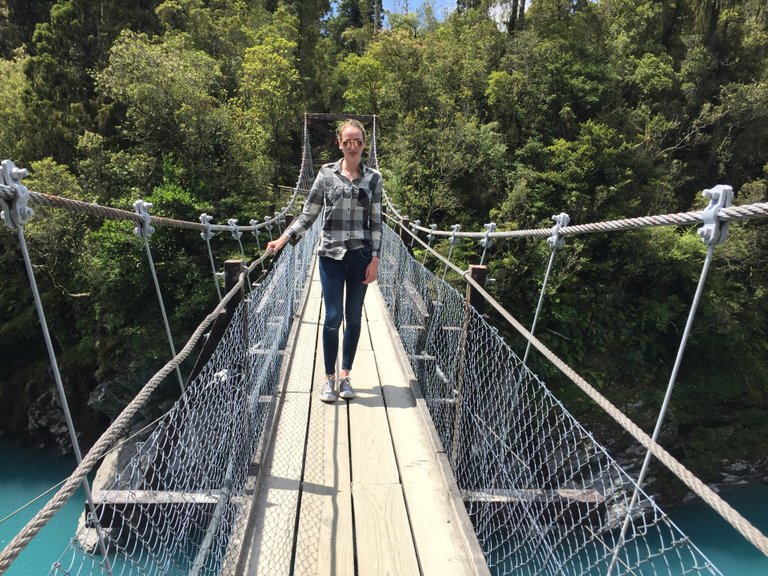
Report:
0,0,766,502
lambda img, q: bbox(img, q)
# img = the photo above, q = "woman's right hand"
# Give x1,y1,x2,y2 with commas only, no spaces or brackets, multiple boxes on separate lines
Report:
266,234,290,255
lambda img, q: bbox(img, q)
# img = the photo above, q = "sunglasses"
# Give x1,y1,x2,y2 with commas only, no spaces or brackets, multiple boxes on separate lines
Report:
341,138,364,148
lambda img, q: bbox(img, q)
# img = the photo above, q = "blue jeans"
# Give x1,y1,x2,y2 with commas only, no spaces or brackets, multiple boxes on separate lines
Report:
318,248,371,376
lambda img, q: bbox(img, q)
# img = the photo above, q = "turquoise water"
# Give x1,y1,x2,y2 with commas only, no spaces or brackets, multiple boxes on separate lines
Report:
670,482,768,575
2,440,767,574
0,441,85,576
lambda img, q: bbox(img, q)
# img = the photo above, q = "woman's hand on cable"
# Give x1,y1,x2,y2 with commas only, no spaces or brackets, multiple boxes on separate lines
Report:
266,234,289,255
363,256,379,285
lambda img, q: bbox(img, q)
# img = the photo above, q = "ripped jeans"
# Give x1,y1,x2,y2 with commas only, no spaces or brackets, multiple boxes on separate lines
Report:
318,248,371,376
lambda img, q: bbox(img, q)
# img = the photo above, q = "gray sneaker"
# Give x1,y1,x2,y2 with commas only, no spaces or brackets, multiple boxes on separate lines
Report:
339,377,356,400
319,378,336,403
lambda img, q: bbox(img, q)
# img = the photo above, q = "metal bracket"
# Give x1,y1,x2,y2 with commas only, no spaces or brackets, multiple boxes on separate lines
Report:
249,219,260,238
200,213,215,241
0,159,33,229
698,185,733,246
263,215,273,233
547,212,570,249
449,224,461,245
427,223,437,243
228,218,242,241
480,222,496,249
133,199,155,238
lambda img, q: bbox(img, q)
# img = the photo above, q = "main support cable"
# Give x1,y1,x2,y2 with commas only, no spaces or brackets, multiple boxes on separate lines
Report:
0,183,306,232
383,189,768,239
388,214,768,558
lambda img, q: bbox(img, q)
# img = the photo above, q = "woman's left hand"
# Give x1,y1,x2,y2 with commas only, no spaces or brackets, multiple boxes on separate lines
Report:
363,256,379,285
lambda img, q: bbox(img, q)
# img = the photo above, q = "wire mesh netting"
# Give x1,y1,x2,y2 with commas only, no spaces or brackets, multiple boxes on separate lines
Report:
377,224,722,576
49,221,319,576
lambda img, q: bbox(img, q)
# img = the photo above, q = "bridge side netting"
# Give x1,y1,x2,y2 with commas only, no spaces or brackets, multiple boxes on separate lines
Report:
49,226,318,576
377,224,721,576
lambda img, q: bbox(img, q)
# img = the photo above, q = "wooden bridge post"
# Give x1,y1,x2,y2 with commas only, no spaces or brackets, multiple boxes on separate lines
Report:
399,217,410,243
451,265,488,468
187,260,246,386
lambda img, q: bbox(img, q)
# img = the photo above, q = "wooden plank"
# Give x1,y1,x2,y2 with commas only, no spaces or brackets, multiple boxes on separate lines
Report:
293,331,354,576
352,484,420,576
365,285,491,575
284,278,323,394
347,347,399,485
246,394,310,575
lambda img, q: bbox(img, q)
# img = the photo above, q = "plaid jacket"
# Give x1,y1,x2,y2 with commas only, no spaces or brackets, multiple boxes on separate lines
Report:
285,159,383,260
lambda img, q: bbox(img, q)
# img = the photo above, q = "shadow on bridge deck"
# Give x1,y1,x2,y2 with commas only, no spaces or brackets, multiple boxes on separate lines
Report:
236,256,489,575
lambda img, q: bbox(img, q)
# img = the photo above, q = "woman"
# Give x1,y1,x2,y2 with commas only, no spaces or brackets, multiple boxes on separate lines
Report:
267,119,383,402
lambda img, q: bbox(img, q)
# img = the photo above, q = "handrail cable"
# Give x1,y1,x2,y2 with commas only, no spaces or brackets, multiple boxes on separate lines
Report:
388,214,768,558
0,251,270,573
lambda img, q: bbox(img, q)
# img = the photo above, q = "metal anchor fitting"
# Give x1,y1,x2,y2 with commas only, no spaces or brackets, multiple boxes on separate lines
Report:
228,218,242,241
200,213,215,241
449,224,461,245
427,224,437,243
547,213,570,249
480,222,496,249
133,199,155,238
698,185,733,246
0,159,33,229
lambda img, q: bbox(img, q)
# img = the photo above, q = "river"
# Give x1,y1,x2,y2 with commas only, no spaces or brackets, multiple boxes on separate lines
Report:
1,441,766,574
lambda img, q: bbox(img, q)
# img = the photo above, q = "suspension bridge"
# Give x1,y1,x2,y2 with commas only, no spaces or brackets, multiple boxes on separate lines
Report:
1,113,768,575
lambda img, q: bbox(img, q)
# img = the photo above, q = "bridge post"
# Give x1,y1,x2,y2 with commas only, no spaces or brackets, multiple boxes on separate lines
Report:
399,217,410,243
465,265,488,315
187,260,246,385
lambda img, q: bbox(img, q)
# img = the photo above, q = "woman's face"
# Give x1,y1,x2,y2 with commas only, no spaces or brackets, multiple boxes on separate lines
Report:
338,126,366,163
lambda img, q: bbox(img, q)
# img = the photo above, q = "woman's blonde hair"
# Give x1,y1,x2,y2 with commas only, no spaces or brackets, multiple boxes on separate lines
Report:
336,119,367,143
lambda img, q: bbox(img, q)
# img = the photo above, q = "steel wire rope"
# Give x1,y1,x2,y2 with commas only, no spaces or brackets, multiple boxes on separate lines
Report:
0,184,307,232
390,217,768,558
0,251,271,573
381,187,768,239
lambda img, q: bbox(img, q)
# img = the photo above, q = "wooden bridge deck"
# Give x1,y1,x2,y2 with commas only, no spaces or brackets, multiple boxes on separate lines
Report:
238,257,489,575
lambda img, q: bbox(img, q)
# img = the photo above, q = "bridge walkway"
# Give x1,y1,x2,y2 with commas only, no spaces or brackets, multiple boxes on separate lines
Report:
239,256,489,575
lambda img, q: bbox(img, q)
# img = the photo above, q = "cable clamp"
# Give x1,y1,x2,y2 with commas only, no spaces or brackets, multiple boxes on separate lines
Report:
249,219,260,238
199,213,215,241
698,185,733,246
547,212,570,249
133,199,154,238
480,222,496,249
263,215,273,232
411,219,421,230
0,160,33,229
228,218,242,241
449,224,461,245
427,224,437,243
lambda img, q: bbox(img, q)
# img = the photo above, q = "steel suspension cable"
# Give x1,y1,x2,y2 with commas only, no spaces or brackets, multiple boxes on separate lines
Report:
15,224,113,573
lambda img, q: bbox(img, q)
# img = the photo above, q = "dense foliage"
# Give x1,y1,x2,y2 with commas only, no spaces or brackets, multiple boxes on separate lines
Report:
0,0,766,494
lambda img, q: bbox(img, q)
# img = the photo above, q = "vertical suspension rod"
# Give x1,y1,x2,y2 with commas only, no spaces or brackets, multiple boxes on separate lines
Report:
16,226,113,574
